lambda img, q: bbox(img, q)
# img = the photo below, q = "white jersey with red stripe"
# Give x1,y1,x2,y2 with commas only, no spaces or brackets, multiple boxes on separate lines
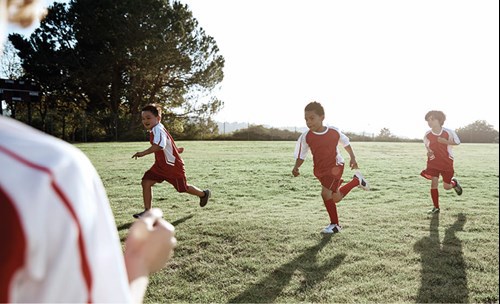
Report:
0,116,131,303
294,126,350,177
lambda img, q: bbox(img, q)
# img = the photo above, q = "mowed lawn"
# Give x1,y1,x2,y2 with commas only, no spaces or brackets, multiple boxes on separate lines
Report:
77,141,499,303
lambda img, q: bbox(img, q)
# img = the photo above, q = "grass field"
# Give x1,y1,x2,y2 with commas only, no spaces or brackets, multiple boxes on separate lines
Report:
76,141,499,303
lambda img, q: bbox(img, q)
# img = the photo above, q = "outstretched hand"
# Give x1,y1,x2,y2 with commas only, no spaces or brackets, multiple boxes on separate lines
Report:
132,152,143,159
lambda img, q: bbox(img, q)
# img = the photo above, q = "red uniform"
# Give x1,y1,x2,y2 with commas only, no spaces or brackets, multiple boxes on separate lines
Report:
421,127,460,183
295,126,350,191
143,123,188,192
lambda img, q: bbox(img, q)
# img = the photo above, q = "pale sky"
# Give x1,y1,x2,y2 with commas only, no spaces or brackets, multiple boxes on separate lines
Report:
8,0,500,139
179,0,499,138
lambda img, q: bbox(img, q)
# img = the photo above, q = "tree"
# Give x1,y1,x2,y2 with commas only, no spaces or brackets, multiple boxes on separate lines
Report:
9,0,224,141
375,128,397,142
0,41,23,79
456,120,499,143
0,41,24,116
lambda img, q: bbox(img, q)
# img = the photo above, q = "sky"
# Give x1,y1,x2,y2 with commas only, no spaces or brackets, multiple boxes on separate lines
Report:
7,0,499,139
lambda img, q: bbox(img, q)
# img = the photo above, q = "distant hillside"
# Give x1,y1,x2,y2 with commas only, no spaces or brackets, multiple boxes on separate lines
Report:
217,122,249,134
217,122,307,135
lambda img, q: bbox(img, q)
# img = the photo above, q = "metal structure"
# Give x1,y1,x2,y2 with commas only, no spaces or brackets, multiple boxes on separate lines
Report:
0,78,41,123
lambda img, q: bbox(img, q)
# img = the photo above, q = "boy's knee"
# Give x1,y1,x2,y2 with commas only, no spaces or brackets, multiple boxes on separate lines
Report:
321,192,331,201
141,179,155,187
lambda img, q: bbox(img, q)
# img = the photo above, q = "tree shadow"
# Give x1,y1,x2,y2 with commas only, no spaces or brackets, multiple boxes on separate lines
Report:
229,235,346,303
414,213,468,303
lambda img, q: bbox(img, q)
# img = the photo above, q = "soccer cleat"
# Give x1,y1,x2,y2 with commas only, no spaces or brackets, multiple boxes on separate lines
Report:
353,171,370,191
132,210,147,219
320,224,342,234
452,177,463,196
427,207,440,214
200,189,211,207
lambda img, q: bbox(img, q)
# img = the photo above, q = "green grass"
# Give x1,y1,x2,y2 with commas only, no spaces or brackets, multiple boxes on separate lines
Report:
76,141,499,303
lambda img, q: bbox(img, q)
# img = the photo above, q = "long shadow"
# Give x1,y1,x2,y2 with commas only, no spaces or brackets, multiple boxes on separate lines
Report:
229,235,346,303
171,214,194,226
414,213,468,303
118,214,194,241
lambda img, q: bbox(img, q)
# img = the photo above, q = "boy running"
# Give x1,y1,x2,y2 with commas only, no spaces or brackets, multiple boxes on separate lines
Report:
420,110,463,214
132,104,210,218
292,101,369,234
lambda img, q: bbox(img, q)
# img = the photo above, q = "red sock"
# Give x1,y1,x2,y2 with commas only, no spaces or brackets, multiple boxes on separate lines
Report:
339,178,360,197
431,189,439,209
323,199,339,225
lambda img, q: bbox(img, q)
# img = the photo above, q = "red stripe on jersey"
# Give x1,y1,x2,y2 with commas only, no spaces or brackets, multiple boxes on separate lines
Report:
0,187,26,303
0,146,93,303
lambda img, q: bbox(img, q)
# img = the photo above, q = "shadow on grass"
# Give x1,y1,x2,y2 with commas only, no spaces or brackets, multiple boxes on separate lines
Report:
118,214,194,242
171,214,194,226
229,235,346,303
117,222,133,232
414,213,468,303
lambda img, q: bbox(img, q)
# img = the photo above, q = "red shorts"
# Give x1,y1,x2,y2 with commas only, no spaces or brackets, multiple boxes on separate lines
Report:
142,169,188,193
317,165,344,193
420,168,454,184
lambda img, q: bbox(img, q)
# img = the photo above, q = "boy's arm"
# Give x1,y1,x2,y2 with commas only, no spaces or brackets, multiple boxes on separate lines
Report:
437,137,459,145
344,145,359,170
438,129,461,146
132,144,163,159
292,158,304,177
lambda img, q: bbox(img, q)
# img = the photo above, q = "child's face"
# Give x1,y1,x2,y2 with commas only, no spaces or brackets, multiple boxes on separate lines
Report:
141,111,160,130
426,116,440,129
304,110,324,132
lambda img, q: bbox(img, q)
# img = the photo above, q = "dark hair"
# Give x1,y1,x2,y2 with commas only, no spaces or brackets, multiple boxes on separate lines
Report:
425,110,446,126
141,104,161,117
304,101,325,116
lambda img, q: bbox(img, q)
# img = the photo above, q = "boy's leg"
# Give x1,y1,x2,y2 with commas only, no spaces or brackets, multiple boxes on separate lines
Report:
186,184,211,207
134,179,156,218
442,171,462,195
321,187,341,233
429,177,440,213
186,184,204,197
142,179,156,210
338,171,369,199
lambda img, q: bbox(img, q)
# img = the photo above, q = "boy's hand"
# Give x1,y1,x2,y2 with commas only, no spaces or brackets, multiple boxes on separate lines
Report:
437,137,450,144
292,167,300,177
132,151,144,159
177,147,184,154
427,150,435,159
349,159,359,170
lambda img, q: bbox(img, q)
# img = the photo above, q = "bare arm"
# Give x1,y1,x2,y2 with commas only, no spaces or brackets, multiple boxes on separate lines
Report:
132,144,162,159
292,158,304,177
344,145,359,170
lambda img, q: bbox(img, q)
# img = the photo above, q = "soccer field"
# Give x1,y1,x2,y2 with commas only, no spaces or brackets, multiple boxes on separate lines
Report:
77,141,499,303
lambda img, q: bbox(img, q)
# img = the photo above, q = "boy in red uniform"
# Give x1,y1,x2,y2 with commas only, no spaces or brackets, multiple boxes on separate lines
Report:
420,110,463,214
132,104,210,218
292,101,369,234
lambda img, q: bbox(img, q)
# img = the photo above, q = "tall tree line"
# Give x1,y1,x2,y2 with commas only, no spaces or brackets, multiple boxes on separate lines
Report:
5,0,224,141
